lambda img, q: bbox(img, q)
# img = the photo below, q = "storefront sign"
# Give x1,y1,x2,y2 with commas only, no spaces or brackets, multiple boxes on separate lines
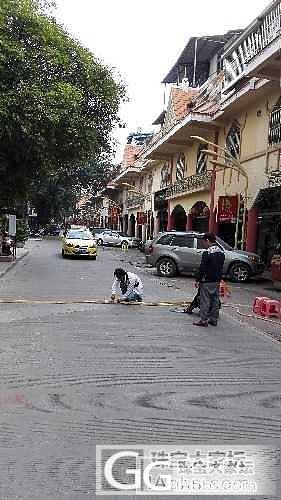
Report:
8,215,16,236
137,212,147,225
218,195,238,222
110,207,120,216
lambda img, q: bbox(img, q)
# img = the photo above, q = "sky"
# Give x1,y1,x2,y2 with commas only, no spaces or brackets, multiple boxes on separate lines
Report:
54,0,270,162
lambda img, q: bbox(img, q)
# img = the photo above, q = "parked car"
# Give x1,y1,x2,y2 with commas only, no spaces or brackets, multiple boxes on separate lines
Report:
41,225,61,236
139,239,152,252
62,228,97,259
96,230,140,248
145,231,265,282
89,227,108,235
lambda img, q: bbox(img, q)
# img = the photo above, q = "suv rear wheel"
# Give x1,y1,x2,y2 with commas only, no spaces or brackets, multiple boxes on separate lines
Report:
157,258,177,277
229,262,250,282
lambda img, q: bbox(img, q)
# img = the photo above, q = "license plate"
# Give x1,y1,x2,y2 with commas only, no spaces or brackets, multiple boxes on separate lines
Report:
78,249,88,254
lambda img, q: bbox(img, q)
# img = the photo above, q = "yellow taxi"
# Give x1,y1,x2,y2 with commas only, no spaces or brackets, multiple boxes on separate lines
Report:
62,228,97,259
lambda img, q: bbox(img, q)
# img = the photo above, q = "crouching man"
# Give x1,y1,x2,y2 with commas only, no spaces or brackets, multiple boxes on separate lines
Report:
111,268,144,303
193,233,225,327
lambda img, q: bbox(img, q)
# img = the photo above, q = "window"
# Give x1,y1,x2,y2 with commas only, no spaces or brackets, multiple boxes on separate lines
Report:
176,153,186,181
196,238,206,249
160,163,171,188
196,237,228,251
157,234,174,245
171,235,194,248
269,97,281,146
147,174,153,192
66,231,92,240
226,122,241,160
196,144,207,174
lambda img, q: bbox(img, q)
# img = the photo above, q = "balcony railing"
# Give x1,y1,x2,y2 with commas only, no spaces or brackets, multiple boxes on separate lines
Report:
126,194,145,209
166,172,212,199
222,1,281,90
269,105,281,146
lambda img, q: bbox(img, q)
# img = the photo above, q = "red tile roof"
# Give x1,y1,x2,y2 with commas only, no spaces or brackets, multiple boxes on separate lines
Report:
121,144,142,169
171,87,199,121
192,73,223,116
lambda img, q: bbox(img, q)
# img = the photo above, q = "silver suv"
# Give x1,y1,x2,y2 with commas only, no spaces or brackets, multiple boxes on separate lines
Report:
145,231,265,282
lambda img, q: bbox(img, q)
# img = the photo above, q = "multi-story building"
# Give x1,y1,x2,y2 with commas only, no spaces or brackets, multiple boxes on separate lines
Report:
214,0,281,265
105,0,281,264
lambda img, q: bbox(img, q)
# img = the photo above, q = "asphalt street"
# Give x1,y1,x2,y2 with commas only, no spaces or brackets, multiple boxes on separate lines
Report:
0,239,280,499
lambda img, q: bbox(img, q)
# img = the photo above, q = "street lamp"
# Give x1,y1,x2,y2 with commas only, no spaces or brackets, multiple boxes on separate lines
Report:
190,135,249,250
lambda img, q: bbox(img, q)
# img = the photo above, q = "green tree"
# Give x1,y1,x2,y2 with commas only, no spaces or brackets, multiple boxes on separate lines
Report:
30,154,120,224
0,0,125,209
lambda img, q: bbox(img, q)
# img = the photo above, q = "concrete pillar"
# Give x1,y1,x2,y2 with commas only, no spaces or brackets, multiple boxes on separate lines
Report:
209,207,218,234
167,213,175,231
209,209,216,233
186,213,193,231
246,207,258,253
142,224,147,242
128,219,132,236
155,216,160,236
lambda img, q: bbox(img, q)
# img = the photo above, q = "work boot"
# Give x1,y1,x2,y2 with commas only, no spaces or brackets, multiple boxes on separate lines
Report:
208,320,218,326
193,320,208,327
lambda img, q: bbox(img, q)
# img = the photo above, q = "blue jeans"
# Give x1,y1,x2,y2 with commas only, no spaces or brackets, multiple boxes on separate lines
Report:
123,290,143,302
200,282,220,322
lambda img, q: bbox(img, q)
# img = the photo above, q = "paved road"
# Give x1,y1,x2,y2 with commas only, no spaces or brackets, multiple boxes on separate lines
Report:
0,239,280,499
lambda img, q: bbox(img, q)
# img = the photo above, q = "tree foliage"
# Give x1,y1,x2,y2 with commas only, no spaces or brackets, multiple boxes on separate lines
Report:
0,0,125,209
30,154,120,224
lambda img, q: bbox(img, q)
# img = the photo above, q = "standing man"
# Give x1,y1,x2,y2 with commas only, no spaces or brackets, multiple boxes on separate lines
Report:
193,233,225,327
111,268,144,303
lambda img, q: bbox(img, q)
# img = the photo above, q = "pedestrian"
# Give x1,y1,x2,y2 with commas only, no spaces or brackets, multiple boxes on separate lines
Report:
184,282,225,314
184,285,201,314
111,268,144,303
193,233,225,327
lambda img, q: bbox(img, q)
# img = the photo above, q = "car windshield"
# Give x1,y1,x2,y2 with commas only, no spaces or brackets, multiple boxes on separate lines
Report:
216,236,233,251
66,230,92,240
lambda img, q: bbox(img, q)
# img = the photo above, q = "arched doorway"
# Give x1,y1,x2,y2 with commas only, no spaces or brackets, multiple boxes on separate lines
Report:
190,201,209,232
172,205,187,231
129,214,136,237
124,214,128,234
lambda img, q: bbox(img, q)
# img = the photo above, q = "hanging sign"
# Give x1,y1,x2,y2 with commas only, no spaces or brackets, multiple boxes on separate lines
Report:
137,212,147,225
8,215,16,236
218,196,238,222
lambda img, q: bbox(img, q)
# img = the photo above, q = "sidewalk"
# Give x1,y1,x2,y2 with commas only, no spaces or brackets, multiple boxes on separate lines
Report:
0,240,31,278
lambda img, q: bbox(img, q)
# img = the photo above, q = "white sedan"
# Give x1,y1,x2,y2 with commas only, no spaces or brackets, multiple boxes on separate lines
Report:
96,231,140,248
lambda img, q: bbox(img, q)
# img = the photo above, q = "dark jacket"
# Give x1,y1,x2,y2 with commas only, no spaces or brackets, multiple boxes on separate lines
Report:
198,245,225,283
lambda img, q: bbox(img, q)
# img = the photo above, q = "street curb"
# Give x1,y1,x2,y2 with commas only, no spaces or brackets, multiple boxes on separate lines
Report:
0,250,29,279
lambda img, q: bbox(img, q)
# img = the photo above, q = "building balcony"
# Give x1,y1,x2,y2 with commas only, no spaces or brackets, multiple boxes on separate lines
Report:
269,105,281,146
222,1,281,91
126,194,145,209
165,172,212,200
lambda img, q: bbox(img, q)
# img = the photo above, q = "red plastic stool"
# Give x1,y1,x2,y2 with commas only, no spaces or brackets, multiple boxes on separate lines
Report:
260,299,281,318
253,297,269,315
